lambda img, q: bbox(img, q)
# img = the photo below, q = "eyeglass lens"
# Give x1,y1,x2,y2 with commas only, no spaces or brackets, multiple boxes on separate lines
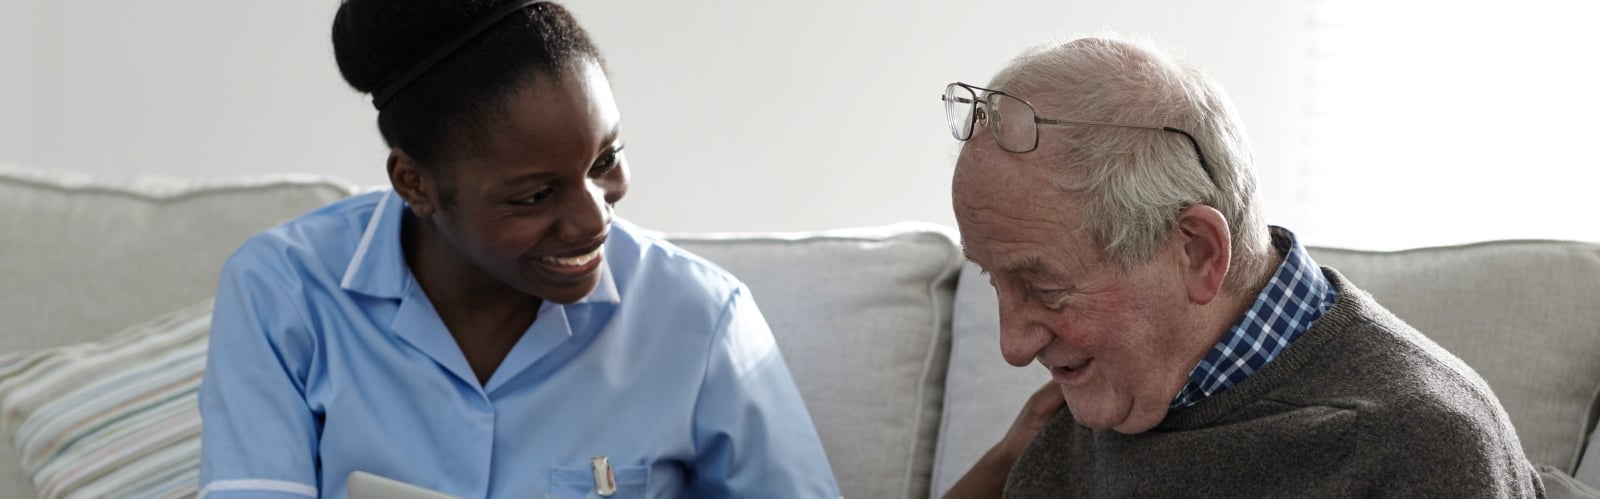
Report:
989,93,1038,153
944,84,1041,153
943,84,978,141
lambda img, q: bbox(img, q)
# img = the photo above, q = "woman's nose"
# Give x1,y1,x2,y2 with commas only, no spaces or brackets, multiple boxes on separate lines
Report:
559,183,610,243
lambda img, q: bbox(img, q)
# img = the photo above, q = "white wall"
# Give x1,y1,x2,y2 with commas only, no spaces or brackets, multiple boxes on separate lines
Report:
1295,0,1600,250
2,0,1306,233
0,0,41,157
2,1,384,191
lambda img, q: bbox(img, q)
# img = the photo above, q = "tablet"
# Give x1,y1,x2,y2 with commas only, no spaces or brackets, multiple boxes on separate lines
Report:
347,471,461,499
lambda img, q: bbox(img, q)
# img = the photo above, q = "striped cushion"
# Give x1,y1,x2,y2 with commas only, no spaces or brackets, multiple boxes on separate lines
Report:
0,300,211,499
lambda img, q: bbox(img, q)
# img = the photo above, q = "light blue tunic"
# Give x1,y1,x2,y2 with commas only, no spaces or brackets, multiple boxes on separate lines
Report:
198,189,839,499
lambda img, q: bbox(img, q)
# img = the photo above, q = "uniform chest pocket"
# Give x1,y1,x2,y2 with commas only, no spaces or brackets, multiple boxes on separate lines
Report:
546,465,649,499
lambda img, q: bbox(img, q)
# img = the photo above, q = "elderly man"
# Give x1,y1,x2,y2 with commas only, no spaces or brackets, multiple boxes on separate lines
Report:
941,37,1544,497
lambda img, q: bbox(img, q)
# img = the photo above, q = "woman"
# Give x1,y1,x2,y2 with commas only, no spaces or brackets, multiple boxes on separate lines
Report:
196,1,839,497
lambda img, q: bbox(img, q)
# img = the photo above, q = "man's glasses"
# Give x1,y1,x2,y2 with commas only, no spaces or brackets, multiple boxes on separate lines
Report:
941,82,1217,184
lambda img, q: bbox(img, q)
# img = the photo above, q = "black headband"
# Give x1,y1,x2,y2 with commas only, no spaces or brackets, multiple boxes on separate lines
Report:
371,0,544,110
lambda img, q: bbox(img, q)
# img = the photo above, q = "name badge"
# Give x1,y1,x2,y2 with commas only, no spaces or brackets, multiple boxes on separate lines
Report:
591,455,616,496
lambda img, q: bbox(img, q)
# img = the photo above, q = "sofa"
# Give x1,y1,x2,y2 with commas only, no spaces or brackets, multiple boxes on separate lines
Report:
2,163,1598,499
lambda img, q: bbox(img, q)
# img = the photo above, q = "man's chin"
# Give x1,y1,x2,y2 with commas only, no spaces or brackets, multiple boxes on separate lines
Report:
1108,413,1165,434
1066,399,1165,435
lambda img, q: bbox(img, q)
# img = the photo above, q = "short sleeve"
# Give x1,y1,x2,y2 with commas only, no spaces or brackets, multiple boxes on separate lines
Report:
688,286,841,499
198,245,323,498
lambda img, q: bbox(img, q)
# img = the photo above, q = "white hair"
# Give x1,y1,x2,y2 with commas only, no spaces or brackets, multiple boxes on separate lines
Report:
988,35,1271,293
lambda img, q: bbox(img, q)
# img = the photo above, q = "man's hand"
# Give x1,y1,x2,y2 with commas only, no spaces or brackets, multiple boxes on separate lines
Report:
942,382,1066,499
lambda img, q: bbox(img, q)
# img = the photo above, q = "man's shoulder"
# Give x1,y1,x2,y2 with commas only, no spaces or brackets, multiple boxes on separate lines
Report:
1311,280,1504,411
1284,282,1507,421
1338,359,1543,496
1272,279,1542,495
1333,311,1530,467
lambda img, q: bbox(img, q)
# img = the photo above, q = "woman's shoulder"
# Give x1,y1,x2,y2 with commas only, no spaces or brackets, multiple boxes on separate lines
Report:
603,219,747,304
223,189,390,280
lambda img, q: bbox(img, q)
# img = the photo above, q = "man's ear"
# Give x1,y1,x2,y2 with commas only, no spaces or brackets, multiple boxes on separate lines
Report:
1174,204,1231,306
387,149,437,217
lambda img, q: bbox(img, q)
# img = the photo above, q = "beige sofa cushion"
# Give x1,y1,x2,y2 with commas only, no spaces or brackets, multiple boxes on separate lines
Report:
671,224,962,499
0,164,355,353
0,300,211,498
1583,434,1600,492
0,164,355,497
933,240,1600,495
931,261,1051,497
1542,464,1600,499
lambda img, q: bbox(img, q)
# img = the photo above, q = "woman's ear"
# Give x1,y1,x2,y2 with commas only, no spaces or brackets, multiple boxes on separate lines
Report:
1174,204,1231,306
388,149,437,217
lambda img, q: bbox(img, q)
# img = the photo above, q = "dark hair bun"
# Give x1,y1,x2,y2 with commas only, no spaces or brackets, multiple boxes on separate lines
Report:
329,0,602,166
332,0,494,94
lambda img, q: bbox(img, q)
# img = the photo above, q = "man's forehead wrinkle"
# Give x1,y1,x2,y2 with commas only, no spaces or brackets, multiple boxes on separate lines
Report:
963,205,1068,243
960,207,1067,275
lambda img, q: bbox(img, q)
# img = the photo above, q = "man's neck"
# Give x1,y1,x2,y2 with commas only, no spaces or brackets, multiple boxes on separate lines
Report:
1220,248,1286,329
1180,246,1287,384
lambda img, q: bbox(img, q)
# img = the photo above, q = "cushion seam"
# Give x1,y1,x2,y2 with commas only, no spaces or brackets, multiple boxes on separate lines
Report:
898,233,962,499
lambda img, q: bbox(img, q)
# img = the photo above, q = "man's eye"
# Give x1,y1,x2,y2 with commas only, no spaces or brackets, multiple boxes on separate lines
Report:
1025,283,1069,308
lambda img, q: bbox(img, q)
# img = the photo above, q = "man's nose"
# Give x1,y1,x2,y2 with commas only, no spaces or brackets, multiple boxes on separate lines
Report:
997,297,1050,367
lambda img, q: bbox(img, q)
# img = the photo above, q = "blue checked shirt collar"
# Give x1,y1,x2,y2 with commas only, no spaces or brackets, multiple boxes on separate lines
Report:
1170,226,1339,409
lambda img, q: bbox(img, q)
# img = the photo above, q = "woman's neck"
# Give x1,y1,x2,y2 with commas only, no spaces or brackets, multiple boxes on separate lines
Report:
401,210,540,320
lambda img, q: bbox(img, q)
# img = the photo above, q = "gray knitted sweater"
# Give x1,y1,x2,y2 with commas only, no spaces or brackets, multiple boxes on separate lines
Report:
1004,268,1545,498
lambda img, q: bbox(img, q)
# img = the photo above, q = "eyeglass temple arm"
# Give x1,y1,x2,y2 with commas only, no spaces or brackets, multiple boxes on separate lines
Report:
1162,127,1218,185
1035,117,1218,185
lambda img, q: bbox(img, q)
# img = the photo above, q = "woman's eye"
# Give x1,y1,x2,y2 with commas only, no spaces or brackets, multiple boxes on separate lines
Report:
590,145,625,176
512,187,554,206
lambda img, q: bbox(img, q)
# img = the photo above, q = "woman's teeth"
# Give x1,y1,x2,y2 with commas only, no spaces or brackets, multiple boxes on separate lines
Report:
540,246,603,267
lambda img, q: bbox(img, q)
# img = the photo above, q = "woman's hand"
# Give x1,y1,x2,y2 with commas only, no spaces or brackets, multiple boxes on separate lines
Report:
992,381,1066,465
942,382,1065,499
